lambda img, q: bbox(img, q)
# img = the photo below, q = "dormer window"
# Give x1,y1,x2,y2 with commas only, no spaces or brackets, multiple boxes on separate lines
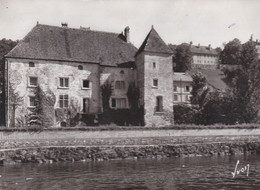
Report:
120,70,124,74
78,65,83,70
29,62,35,67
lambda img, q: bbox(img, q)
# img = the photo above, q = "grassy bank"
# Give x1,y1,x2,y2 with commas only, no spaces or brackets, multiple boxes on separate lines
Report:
1,123,260,132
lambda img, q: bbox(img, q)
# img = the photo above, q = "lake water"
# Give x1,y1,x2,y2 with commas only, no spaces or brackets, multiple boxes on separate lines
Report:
0,154,260,190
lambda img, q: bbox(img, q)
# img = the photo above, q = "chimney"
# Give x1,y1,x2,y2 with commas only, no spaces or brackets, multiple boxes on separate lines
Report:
190,41,193,47
208,44,211,50
198,43,200,48
124,26,130,43
61,22,68,27
256,39,259,43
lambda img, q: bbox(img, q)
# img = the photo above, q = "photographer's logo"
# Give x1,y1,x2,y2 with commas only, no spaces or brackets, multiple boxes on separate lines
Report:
232,160,250,178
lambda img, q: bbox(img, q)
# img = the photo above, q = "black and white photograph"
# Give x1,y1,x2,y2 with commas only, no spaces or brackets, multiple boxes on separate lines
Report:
0,0,260,189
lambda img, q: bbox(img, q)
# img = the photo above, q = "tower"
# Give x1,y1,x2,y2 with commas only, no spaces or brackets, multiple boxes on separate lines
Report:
135,26,174,126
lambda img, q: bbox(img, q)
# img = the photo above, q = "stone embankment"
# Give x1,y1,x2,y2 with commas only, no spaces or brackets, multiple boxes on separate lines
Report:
1,128,260,164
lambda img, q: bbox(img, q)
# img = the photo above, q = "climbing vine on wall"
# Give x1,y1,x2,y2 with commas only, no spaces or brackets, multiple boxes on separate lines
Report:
101,81,113,111
27,86,56,128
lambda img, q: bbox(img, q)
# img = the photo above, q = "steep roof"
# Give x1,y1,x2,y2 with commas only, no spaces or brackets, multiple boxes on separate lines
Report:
6,24,137,66
136,27,173,56
190,45,218,55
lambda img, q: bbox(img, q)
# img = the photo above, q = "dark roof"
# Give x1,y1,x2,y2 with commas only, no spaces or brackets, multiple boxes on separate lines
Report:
190,45,218,55
136,27,173,56
6,24,137,66
189,68,228,91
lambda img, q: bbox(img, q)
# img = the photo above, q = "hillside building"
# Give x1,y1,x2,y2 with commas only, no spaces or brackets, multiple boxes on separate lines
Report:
190,42,219,69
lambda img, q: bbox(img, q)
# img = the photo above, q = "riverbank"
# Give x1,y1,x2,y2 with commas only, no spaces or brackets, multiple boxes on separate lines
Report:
1,127,260,164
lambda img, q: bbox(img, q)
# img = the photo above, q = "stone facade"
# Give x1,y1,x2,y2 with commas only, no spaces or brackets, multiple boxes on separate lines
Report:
5,24,175,127
100,66,135,110
190,43,219,68
138,53,173,126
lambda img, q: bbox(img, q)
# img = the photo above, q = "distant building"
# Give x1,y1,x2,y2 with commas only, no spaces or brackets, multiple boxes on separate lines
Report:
173,72,193,105
189,42,219,69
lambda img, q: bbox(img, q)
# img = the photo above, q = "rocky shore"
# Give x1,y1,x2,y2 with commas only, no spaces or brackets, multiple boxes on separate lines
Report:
1,142,260,165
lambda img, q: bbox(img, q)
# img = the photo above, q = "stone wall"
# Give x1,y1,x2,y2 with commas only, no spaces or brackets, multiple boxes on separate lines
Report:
6,58,101,127
100,66,135,109
1,142,260,165
1,128,260,164
141,52,173,126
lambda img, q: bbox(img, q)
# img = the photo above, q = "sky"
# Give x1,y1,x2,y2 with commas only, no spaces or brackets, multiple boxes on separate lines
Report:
0,0,260,49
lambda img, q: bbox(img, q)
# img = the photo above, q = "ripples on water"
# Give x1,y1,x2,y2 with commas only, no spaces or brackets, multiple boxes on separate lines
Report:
0,155,260,190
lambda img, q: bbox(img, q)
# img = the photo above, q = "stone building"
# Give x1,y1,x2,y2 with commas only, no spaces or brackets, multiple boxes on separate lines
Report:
189,42,219,69
4,23,174,127
173,72,192,105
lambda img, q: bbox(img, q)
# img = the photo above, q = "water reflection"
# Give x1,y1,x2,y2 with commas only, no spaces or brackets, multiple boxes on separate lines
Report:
0,155,260,189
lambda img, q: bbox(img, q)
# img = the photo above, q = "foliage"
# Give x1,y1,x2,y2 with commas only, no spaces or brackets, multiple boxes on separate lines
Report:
224,40,260,123
101,81,113,111
173,104,198,124
190,72,209,107
127,82,143,125
200,91,240,125
127,82,139,109
219,38,242,65
27,86,56,128
173,43,193,72
8,82,24,127
0,38,18,125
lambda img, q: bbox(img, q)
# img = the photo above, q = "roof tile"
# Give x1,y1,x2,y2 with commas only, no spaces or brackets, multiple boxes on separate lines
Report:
6,24,137,66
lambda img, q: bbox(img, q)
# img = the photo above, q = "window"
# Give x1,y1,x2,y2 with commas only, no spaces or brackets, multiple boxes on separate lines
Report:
174,85,177,92
153,62,156,68
59,78,69,88
29,77,38,87
174,95,178,101
29,62,35,67
111,98,127,109
82,80,90,89
185,86,190,92
120,70,124,74
156,96,163,112
115,81,125,89
29,96,36,107
78,65,83,70
59,95,69,108
153,79,158,87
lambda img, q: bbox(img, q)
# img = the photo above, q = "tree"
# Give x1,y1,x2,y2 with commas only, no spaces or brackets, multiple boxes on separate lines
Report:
27,86,56,128
9,82,23,127
127,82,144,125
190,72,209,107
101,81,113,111
0,38,18,125
219,38,242,65
172,43,193,72
224,40,260,123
